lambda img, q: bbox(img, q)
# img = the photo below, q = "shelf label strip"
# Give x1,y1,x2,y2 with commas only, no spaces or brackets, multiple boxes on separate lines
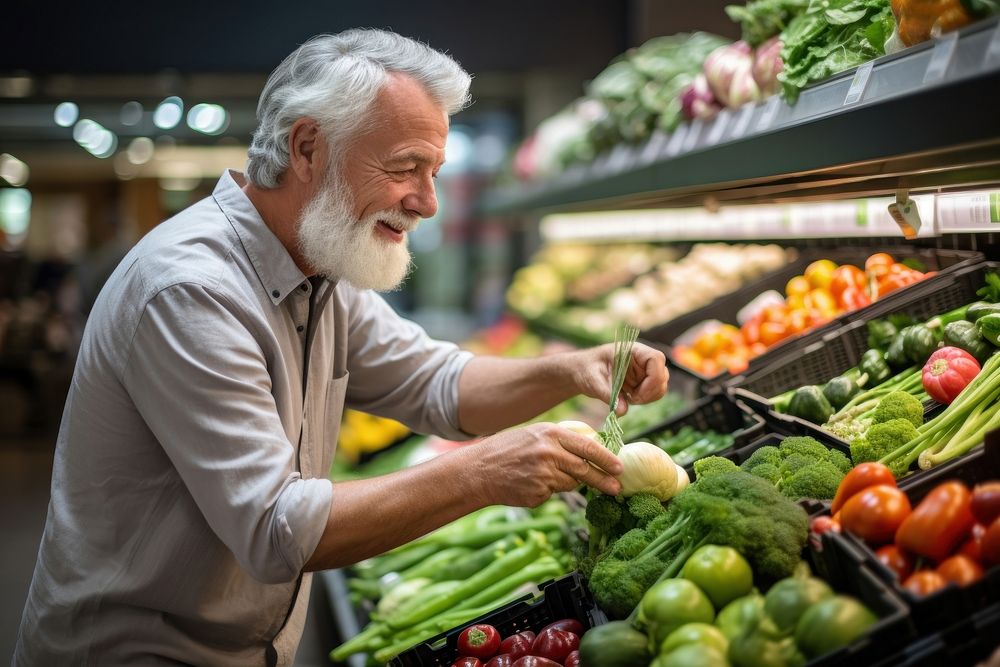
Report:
707,109,731,145
731,103,755,139
844,61,874,106
986,21,1000,67
924,31,959,84
756,97,781,132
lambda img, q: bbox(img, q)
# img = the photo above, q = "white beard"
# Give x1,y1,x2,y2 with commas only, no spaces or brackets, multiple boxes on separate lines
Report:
296,174,417,291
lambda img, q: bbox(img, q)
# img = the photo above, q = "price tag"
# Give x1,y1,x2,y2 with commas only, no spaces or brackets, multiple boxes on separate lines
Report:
843,61,874,106
665,125,688,157
888,191,922,239
683,119,704,152
755,96,781,132
640,131,668,164
731,104,755,139
923,31,958,84
707,109,731,145
985,20,1000,67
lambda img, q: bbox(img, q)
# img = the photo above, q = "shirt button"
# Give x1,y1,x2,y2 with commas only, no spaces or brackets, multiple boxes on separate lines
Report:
300,283,308,291
271,289,280,298
296,325,304,332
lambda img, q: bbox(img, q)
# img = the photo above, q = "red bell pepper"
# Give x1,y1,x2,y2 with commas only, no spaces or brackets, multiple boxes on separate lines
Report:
896,481,975,562
922,347,981,405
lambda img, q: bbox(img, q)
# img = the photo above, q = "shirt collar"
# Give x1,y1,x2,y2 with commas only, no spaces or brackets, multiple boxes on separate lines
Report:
212,169,309,306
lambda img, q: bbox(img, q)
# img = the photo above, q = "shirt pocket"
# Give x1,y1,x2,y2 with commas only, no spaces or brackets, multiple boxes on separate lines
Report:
316,370,349,477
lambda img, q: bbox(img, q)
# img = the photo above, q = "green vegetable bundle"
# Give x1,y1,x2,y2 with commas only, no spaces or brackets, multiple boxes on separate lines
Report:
778,0,895,102
650,425,736,466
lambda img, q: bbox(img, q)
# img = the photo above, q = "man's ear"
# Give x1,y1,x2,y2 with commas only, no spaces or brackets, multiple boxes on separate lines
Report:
287,117,323,184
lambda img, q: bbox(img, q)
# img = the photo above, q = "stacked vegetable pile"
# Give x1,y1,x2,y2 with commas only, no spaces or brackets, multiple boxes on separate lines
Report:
446,618,586,667
815,463,1000,599
675,252,934,378
577,547,878,667
332,500,580,663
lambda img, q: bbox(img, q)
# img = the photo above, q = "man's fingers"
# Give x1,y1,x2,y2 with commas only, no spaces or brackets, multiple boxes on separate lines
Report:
579,465,622,496
554,427,623,475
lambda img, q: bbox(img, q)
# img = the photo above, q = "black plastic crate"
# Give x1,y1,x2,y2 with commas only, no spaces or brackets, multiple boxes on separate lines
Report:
632,392,767,460
821,435,1000,636
725,260,999,402
643,248,982,388
388,573,604,667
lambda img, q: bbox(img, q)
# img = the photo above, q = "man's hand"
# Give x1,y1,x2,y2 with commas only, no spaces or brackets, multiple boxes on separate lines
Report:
574,342,669,415
470,423,623,507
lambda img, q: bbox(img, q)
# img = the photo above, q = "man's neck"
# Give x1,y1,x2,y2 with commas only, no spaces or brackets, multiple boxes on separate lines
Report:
242,181,312,275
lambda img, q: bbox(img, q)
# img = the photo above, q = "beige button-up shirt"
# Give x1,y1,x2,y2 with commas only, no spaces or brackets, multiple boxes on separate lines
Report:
14,170,472,666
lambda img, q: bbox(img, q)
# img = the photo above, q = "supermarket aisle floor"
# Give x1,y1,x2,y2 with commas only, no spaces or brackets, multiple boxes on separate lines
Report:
0,436,334,665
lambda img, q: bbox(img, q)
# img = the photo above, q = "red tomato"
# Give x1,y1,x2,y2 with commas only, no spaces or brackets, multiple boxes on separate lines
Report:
971,482,1000,525
564,651,581,667
830,265,866,301
457,625,501,659
810,515,841,535
537,619,584,637
875,544,915,581
896,481,975,562
511,658,562,667
499,633,535,660
958,523,987,561
485,655,514,667
531,629,580,664
937,555,984,586
982,515,1000,568
921,347,981,405
453,659,483,667
831,462,897,515
902,570,949,597
840,485,912,546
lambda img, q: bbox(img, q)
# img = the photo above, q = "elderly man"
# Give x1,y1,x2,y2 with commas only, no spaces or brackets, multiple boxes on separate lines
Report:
15,29,668,665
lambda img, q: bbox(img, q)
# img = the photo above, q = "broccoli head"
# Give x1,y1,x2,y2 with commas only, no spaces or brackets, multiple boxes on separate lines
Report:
778,436,829,460
607,527,652,560
693,455,738,480
747,462,782,485
584,493,622,531
779,454,814,479
625,492,666,526
588,552,667,619
860,418,919,463
872,391,923,428
741,445,782,472
779,460,845,500
824,448,853,474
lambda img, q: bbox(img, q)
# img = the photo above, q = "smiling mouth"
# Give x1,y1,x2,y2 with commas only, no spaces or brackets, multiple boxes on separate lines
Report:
376,220,406,242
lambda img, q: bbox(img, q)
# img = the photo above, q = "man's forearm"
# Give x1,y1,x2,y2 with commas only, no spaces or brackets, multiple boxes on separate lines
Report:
456,353,586,435
303,446,488,571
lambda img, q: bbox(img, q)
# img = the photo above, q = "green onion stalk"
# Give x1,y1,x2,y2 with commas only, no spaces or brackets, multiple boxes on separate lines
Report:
600,324,640,455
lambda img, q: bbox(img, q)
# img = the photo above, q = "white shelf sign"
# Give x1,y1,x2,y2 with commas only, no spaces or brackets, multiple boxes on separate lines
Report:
844,62,874,105
937,191,1000,232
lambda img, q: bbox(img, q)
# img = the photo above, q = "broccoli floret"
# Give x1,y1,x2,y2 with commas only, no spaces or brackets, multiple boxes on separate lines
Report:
625,492,666,526
588,555,665,619
825,418,871,442
872,391,924,429
741,446,782,471
607,528,651,560
694,456,738,480
780,461,845,500
584,493,622,558
778,436,829,460
779,454,814,479
824,449,853,474
856,418,919,463
747,462,782,485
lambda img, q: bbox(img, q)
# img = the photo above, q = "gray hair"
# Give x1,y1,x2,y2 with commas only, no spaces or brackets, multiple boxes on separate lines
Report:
246,29,472,189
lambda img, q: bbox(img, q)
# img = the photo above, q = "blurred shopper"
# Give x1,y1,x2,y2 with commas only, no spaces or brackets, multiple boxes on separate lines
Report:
14,29,668,666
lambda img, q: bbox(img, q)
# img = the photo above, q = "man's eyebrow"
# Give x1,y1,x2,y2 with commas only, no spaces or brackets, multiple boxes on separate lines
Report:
388,151,445,167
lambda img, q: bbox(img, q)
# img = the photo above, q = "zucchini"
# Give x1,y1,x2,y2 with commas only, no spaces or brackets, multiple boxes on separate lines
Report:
901,324,938,365
578,621,651,667
858,349,891,386
885,335,909,371
787,386,834,425
823,376,860,411
966,302,1000,322
943,321,993,362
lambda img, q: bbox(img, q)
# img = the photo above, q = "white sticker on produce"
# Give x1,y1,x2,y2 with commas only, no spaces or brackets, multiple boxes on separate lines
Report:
844,61,874,105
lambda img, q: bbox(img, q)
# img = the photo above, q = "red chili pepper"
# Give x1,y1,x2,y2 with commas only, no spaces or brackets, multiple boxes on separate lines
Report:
921,347,981,405
896,481,975,562
831,462,897,515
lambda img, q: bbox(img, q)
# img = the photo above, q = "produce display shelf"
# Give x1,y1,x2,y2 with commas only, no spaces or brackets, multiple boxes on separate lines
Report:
481,16,1000,214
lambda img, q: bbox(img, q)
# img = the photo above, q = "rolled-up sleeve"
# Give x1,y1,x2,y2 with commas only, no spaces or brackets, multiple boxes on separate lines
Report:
122,283,331,584
343,288,473,439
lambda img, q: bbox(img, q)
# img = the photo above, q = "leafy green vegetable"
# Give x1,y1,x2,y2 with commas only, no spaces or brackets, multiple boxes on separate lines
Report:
725,0,811,46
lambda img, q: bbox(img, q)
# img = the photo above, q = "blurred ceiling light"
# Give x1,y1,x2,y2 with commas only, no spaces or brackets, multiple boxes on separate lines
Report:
120,101,144,126
187,103,229,135
0,189,32,241
127,137,155,165
0,76,33,98
153,96,184,130
113,153,137,180
441,127,473,174
54,102,79,127
0,154,30,187
73,119,118,159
